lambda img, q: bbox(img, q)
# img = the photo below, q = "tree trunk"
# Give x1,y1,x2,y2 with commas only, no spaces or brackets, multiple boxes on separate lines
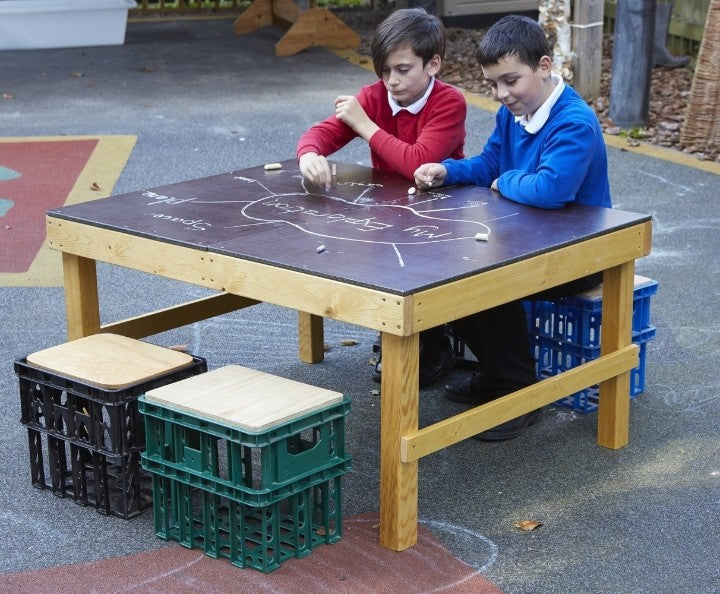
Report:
572,0,604,100
609,0,656,128
539,0,574,81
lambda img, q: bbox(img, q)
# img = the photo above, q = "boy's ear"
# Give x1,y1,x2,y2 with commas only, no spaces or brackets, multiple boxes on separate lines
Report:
538,55,553,79
426,54,442,76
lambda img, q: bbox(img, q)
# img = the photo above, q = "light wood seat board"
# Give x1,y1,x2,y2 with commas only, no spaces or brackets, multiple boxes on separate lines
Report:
572,274,654,300
144,364,344,432
26,333,195,389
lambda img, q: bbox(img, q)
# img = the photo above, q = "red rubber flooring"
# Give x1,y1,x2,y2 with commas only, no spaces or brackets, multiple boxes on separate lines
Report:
0,513,501,593
0,139,99,273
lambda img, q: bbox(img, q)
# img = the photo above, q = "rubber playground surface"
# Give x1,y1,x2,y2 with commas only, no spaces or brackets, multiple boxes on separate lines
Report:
1,17,719,593
0,135,501,592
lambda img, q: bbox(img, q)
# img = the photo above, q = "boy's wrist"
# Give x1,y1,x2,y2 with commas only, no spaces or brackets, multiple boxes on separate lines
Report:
356,121,380,142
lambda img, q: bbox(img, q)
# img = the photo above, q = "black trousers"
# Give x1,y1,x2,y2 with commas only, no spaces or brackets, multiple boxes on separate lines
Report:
450,273,603,395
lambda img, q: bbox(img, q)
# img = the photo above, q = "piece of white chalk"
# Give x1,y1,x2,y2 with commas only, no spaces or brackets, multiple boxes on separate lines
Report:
407,186,417,195
264,162,282,170
474,232,490,242
316,245,326,253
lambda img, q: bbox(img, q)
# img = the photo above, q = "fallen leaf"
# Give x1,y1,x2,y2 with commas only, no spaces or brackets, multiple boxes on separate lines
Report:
166,344,189,352
71,72,84,78
515,520,543,531
90,182,101,191
340,339,358,346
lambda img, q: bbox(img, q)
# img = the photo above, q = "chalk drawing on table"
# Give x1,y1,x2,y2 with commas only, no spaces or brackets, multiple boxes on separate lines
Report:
228,172,512,267
143,169,519,267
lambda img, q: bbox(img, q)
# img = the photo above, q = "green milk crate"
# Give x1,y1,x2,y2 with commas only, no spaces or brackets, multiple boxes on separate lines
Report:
151,473,343,573
138,365,351,572
138,367,351,506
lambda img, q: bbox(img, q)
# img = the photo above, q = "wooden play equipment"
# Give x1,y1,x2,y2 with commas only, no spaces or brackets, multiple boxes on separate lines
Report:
234,0,360,57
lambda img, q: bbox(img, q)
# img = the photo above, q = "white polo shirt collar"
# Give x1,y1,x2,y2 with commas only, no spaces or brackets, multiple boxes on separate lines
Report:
388,77,435,116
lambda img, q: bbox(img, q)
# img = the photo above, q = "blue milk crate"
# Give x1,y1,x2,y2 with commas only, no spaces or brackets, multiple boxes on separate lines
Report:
533,325,656,413
526,275,658,348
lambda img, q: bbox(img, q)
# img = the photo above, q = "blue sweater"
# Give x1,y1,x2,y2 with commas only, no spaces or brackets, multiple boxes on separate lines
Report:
443,85,611,209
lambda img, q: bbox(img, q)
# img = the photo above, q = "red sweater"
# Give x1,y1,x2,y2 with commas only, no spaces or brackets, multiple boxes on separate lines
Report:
296,78,466,180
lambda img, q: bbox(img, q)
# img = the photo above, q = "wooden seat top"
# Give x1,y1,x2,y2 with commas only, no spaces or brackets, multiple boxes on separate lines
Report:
26,333,195,389
143,364,344,432
574,274,654,301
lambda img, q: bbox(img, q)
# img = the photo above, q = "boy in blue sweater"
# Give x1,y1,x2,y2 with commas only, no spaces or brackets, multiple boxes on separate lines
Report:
414,15,612,440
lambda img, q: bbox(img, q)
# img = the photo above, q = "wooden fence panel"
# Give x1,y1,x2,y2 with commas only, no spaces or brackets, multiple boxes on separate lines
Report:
604,0,709,55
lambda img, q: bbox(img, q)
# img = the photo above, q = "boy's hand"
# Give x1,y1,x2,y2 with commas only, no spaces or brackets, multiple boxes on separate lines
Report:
299,152,333,189
334,95,379,140
414,163,448,189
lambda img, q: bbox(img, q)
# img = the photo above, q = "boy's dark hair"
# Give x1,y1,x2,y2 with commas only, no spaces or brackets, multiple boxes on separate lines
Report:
370,8,445,78
476,15,550,70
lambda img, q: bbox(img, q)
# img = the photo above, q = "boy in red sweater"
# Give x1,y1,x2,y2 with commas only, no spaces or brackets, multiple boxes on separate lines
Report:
296,7,466,386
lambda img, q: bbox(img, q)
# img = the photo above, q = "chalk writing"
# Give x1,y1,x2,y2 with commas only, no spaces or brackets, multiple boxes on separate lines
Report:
337,181,383,189
151,213,211,231
143,190,197,206
134,166,502,268
403,225,451,239
261,198,392,231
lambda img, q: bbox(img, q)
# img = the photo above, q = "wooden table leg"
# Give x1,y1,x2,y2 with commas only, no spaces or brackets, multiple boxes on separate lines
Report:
62,253,101,340
597,260,635,448
379,332,419,551
298,311,324,363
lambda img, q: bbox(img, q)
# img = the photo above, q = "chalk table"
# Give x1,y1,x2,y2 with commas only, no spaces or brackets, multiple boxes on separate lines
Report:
46,161,652,551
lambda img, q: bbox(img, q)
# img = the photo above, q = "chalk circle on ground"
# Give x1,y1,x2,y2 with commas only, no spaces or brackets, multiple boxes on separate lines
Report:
420,518,499,573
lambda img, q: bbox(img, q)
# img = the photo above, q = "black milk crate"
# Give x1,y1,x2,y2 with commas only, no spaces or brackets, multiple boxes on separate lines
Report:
15,355,207,456
27,426,152,519
152,473,343,573
138,393,351,505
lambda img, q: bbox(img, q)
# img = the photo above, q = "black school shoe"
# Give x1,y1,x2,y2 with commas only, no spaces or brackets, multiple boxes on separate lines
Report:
444,372,494,404
445,374,543,440
372,339,457,388
474,407,544,442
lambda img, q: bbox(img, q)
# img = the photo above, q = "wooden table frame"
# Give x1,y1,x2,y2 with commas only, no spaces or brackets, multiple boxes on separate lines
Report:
46,198,651,552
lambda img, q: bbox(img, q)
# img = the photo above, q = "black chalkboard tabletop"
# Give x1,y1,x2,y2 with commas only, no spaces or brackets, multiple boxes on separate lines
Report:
48,160,650,296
